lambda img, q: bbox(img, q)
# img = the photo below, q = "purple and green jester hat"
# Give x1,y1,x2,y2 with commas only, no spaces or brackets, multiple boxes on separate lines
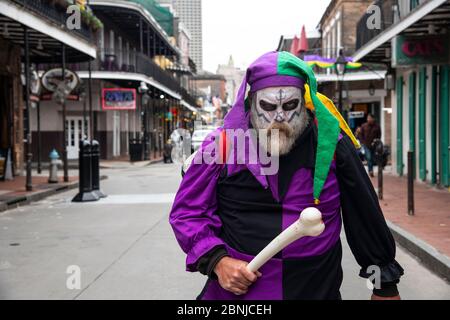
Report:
223,51,358,205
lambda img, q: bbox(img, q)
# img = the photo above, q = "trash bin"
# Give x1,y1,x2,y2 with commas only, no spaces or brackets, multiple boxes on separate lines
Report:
129,139,143,162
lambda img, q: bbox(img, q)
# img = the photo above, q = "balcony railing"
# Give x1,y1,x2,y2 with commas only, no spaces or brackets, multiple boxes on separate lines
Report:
10,0,92,41
72,48,197,104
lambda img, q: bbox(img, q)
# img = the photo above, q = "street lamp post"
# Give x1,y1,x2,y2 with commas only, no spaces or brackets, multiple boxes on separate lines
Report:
335,49,347,116
23,26,32,191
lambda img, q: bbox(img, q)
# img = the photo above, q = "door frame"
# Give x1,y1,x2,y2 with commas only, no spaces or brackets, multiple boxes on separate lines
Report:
65,116,89,159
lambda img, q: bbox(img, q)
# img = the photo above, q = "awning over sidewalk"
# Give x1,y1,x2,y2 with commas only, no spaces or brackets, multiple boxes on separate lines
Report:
353,0,450,63
90,0,181,57
316,71,386,82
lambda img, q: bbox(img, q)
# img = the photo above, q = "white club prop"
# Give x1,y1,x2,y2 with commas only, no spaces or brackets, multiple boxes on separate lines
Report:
246,207,325,273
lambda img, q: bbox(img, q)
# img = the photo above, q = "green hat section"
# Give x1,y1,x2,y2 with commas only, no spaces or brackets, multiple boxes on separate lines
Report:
277,51,340,203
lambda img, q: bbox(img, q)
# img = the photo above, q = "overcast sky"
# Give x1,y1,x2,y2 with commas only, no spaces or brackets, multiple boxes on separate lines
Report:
202,0,331,73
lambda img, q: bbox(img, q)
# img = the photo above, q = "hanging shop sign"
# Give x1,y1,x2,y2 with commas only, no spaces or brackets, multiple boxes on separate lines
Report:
393,34,450,67
102,88,136,110
348,111,365,119
41,68,79,93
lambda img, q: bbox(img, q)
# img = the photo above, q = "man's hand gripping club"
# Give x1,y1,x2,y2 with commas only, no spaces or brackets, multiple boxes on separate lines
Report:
214,207,325,295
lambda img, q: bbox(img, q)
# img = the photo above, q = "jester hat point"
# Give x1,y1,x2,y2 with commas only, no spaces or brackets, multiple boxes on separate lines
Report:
223,51,359,203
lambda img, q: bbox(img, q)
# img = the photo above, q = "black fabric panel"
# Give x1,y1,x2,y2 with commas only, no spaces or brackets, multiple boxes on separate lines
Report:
217,169,282,256
282,241,343,300
336,135,404,283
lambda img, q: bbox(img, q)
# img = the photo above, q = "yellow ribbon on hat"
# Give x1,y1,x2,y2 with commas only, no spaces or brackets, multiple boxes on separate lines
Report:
304,84,360,149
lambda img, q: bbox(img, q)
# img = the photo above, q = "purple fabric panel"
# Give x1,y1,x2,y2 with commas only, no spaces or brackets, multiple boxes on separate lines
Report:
304,54,355,63
169,129,226,272
281,165,342,259
223,73,250,131
246,51,279,87
200,245,283,300
250,75,305,93
304,55,335,63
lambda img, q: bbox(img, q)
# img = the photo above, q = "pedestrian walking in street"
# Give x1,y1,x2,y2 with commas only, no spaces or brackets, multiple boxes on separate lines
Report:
169,52,403,300
359,114,381,177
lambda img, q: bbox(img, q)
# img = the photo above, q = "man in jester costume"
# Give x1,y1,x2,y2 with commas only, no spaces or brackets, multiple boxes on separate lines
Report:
169,52,403,300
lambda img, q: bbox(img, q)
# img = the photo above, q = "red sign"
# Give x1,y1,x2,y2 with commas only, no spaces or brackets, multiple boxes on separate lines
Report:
394,34,450,67
102,88,136,110
402,38,445,58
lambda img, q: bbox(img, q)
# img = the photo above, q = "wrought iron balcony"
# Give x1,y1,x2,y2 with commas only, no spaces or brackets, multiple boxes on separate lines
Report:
73,48,198,104
10,0,93,41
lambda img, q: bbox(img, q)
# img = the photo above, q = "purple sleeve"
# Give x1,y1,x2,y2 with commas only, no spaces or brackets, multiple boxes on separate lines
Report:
169,131,225,272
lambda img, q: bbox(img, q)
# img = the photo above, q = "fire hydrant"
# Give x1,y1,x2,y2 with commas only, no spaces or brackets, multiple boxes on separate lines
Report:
48,149,61,183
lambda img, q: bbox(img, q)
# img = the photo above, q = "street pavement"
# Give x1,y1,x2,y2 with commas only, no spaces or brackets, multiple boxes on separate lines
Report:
0,163,449,300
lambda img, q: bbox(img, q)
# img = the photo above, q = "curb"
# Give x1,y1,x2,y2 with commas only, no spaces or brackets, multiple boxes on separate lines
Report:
100,158,164,169
387,220,450,282
146,158,164,166
0,175,108,213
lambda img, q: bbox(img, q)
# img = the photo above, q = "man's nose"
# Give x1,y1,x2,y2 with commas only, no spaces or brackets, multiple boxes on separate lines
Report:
275,111,285,122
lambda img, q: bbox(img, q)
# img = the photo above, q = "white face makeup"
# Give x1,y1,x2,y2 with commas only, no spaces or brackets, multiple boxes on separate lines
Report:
254,87,303,125
250,86,310,156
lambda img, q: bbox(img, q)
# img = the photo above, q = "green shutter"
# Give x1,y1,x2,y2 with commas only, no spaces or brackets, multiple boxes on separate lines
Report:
410,0,420,10
419,67,427,181
440,66,449,187
431,66,437,185
397,76,404,176
409,72,416,178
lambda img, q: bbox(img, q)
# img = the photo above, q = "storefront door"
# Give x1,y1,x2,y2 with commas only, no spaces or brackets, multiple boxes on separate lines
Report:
65,116,89,159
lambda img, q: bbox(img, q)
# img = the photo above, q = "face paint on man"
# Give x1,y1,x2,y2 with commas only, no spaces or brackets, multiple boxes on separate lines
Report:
250,86,310,155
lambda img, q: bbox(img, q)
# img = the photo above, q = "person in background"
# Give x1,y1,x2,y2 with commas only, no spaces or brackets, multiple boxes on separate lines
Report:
360,114,381,177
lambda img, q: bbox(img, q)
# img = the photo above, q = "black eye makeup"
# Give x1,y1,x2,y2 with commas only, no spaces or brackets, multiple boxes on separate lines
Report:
259,100,277,112
282,99,300,111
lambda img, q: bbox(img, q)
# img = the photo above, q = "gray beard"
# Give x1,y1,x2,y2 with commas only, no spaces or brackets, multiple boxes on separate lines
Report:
250,105,311,156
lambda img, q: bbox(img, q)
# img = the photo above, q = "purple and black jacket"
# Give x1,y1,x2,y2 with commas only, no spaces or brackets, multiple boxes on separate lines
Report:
169,52,403,300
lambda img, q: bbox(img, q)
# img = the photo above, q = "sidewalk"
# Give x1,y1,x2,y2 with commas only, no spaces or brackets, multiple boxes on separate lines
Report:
0,156,163,212
0,173,79,212
370,170,450,280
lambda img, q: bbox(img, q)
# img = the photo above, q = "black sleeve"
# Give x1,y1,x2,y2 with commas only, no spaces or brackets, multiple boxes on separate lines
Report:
196,246,229,280
336,135,404,296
